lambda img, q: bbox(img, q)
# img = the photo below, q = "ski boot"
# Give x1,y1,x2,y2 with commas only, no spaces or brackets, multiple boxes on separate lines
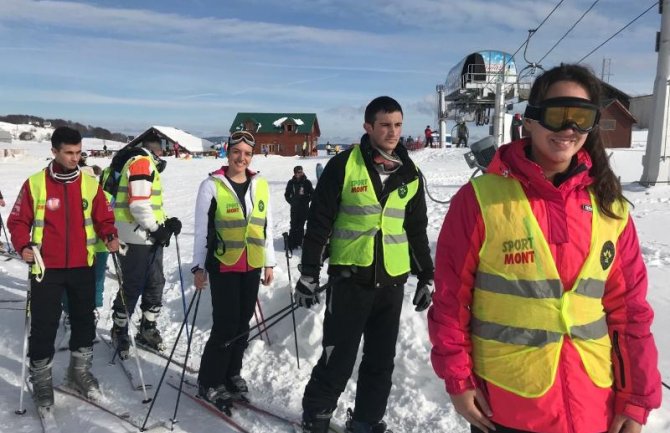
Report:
227,375,249,402
301,409,333,433
111,310,131,360
66,346,101,400
345,408,393,433
136,307,165,351
198,383,234,416
29,358,54,408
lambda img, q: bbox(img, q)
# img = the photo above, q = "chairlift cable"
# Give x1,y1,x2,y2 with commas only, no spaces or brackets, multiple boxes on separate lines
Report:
577,2,659,63
538,0,600,64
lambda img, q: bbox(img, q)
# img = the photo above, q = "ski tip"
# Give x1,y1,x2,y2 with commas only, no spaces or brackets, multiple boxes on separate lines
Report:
14,408,27,415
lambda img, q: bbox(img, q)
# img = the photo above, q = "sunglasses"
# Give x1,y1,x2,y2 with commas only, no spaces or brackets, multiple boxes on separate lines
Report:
229,131,256,147
524,97,600,133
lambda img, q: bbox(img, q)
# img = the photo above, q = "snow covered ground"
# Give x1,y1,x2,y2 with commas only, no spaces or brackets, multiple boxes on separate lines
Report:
1,143,669,432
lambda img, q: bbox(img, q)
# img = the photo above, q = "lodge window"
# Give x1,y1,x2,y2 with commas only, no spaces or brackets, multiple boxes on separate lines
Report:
600,119,616,131
286,124,293,132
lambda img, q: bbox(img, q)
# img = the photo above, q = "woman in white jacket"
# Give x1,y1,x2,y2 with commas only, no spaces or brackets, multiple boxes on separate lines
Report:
191,131,276,413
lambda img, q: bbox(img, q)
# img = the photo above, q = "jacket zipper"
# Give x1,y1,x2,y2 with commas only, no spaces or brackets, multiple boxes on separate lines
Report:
612,330,626,388
64,183,69,268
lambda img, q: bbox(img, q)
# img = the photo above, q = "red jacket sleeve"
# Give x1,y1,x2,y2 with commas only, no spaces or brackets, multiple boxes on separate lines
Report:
427,182,484,394
91,185,117,241
603,216,661,424
6,180,34,253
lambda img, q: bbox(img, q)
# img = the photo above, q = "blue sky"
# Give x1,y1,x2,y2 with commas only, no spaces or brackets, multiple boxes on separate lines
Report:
0,0,662,142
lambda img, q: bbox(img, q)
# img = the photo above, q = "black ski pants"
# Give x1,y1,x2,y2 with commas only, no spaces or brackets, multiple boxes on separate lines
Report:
302,277,404,424
29,267,96,361
198,269,261,389
288,205,309,249
112,244,165,318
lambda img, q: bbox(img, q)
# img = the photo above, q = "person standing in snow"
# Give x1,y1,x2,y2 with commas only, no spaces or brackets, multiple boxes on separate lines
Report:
191,130,276,412
296,96,434,433
428,64,661,433
424,125,433,148
109,134,182,358
284,165,313,251
7,126,119,408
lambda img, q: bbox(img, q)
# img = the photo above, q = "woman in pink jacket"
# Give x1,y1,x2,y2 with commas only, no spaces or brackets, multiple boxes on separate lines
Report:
428,63,661,433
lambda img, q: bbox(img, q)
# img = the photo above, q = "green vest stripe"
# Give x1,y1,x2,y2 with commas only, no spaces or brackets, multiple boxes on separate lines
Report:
383,208,405,218
382,233,408,244
571,316,608,340
215,220,247,229
340,204,382,215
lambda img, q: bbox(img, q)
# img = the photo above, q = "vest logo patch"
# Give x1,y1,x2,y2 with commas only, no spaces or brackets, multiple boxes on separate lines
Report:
82,198,89,210
600,240,615,270
502,237,535,265
398,184,408,198
226,203,239,213
46,198,60,211
582,204,593,213
350,179,368,193
258,200,265,212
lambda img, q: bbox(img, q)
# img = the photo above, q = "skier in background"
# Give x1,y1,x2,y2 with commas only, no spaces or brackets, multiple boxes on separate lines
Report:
284,165,313,251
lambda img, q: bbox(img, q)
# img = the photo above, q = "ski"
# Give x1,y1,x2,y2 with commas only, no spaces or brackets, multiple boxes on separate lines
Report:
98,332,153,391
135,340,199,374
178,379,344,433
166,380,252,433
54,384,163,431
24,379,62,433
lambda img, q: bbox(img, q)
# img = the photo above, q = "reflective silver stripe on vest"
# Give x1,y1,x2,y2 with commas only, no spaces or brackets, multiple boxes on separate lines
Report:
117,186,161,195
34,221,45,227
114,203,162,210
573,278,606,299
249,216,266,226
84,218,93,225
86,238,98,246
383,208,405,218
476,272,563,299
215,220,247,229
570,316,608,340
332,228,378,239
383,233,408,244
471,317,562,347
340,204,382,216
226,241,246,249
247,237,265,246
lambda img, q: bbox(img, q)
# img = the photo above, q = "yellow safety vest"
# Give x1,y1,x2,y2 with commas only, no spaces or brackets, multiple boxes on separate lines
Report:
329,145,418,276
213,176,269,268
114,155,166,224
28,170,98,273
94,190,113,253
470,174,628,397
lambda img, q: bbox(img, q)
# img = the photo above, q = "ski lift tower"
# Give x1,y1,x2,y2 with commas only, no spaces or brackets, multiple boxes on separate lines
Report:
437,51,521,146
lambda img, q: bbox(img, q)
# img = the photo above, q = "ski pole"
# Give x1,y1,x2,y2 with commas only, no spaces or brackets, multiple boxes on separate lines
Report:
110,250,152,403
15,267,31,415
222,302,295,348
0,212,13,254
174,235,190,339
252,306,264,344
282,231,300,368
255,298,271,345
170,289,202,430
141,290,200,432
247,303,300,343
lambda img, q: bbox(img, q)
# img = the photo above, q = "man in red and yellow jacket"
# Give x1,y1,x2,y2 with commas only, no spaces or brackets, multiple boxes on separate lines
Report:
8,127,118,408
428,138,661,433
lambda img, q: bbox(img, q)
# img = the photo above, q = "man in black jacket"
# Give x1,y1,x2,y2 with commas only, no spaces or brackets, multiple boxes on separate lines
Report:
295,96,434,433
284,165,313,250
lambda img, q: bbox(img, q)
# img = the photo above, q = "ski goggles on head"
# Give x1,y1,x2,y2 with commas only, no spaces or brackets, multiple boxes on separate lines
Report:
524,97,600,133
228,131,256,147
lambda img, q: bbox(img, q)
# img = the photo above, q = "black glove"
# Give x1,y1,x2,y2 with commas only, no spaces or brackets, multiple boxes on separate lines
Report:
294,275,320,308
413,279,433,312
150,224,172,246
165,217,182,236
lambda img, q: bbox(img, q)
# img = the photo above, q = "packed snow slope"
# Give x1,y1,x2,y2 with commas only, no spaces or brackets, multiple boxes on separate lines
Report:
1,144,669,432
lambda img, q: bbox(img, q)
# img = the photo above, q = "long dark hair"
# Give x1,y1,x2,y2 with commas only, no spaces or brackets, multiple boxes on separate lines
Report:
528,63,624,219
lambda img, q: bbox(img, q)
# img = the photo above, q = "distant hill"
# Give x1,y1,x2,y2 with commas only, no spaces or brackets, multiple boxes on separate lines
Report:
204,136,227,144
0,114,128,143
